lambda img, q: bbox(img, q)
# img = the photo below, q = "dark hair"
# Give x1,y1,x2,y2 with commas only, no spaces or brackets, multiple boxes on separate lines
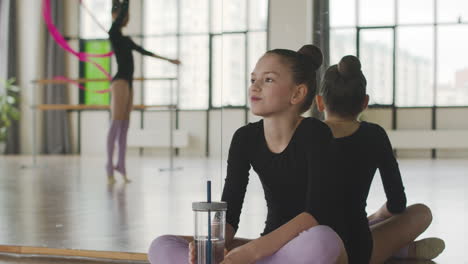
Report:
112,0,122,14
266,45,323,113
320,55,367,118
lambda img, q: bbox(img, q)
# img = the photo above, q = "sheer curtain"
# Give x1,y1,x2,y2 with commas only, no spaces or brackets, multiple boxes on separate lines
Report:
43,0,71,154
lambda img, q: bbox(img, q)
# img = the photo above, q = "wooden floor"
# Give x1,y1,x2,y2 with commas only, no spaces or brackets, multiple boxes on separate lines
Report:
0,155,465,263
0,254,438,264
0,253,146,264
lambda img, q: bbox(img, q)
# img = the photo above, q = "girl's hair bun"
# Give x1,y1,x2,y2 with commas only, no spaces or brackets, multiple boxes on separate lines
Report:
337,55,362,79
297,44,323,70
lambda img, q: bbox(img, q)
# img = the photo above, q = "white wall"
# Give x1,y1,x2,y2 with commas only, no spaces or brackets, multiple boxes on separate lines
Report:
178,111,207,157
268,0,313,50
80,109,247,158
209,109,246,159
364,108,468,158
436,108,468,158
396,109,432,158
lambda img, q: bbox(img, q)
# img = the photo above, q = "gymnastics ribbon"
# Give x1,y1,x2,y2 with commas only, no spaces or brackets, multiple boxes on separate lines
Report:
43,0,113,92
50,76,110,94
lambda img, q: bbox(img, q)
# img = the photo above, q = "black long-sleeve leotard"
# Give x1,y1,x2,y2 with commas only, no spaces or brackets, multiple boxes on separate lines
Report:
332,121,407,264
109,0,154,88
221,117,344,236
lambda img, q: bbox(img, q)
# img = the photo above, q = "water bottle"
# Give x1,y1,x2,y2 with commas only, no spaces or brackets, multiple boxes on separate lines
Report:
192,201,227,264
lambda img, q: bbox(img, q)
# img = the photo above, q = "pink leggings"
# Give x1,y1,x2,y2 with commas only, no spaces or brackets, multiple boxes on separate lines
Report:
148,225,342,264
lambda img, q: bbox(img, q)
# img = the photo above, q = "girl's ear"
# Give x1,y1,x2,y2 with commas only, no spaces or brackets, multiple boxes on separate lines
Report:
315,95,325,112
362,94,369,111
291,84,307,105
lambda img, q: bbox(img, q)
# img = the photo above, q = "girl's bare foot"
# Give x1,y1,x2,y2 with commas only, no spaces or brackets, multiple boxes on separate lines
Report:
108,176,116,184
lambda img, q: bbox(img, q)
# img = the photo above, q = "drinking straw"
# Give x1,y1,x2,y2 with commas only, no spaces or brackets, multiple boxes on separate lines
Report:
207,181,212,264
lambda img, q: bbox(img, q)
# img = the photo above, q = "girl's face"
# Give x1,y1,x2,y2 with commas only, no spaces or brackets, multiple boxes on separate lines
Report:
112,13,129,27
249,54,299,117
122,14,129,27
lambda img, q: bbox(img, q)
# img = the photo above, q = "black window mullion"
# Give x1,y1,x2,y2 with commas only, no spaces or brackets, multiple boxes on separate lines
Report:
432,0,438,158
244,0,249,108
392,26,397,130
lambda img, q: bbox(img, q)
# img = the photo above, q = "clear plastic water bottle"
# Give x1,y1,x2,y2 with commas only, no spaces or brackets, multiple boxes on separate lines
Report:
193,201,227,264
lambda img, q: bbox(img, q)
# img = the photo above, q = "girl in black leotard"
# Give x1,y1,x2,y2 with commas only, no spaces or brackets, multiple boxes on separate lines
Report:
106,0,180,183
150,46,349,264
316,55,445,263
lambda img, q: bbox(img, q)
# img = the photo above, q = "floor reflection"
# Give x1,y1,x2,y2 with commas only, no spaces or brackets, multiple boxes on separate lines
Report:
0,156,464,264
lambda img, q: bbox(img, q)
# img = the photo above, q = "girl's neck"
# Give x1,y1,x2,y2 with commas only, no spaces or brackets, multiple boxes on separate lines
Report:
263,112,304,154
324,112,361,138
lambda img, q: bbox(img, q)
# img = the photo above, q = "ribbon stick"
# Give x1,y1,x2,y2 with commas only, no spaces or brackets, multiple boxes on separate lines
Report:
79,0,109,33
43,0,114,93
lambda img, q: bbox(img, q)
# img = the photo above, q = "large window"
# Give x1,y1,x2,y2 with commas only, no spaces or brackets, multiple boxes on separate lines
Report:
359,29,394,105
80,0,111,39
143,0,268,109
330,0,468,107
79,0,268,109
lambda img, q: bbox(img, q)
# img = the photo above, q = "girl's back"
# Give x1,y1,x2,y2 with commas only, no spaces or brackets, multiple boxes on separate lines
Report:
332,121,406,217
318,55,407,263
327,120,407,264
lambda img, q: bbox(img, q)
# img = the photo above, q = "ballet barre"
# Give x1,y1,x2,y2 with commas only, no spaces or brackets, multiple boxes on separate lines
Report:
35,104,176,111
31,77,176,85
27,77,182,172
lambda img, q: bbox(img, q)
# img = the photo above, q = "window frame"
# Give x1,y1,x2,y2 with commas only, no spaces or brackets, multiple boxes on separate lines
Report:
329,0,468,108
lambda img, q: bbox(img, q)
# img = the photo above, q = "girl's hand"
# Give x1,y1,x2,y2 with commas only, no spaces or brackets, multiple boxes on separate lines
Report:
376,202,393,219
169,59,181,65
368,202,393,222
188,241,196,264
221,244,256,264
190,241,229,264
